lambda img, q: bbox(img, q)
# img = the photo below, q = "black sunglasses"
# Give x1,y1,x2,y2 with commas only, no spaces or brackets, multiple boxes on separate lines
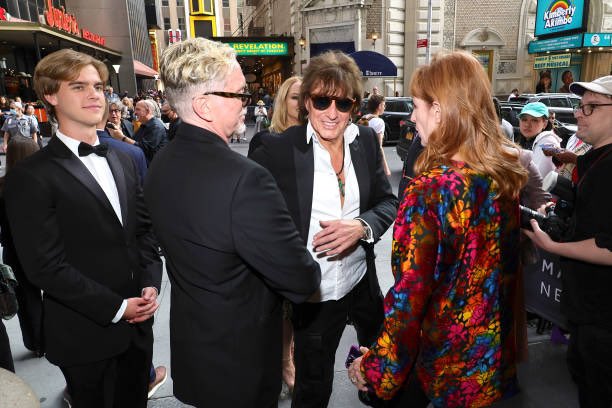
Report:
310,95,355,113
203,91,251,107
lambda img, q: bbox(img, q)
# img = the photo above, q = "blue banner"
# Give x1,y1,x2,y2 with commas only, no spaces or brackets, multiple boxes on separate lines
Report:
583,32,612,47
528,33,583,53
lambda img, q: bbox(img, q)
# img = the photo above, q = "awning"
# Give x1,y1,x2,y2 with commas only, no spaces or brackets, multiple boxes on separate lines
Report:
349,51,397,77
133,60,158,78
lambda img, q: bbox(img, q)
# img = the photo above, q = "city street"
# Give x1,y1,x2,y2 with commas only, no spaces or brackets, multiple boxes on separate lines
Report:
4,125,578,407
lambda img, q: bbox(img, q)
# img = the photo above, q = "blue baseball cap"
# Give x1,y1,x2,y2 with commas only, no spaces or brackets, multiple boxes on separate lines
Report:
518,102,549,119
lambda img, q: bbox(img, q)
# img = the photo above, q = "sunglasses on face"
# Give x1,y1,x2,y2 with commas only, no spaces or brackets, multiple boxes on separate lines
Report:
202,91,251,107
310,95,355,113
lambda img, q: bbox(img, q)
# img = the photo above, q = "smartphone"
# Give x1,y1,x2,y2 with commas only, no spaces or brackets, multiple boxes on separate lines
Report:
540,144,563,154
106,122,117,130
345,345,362,368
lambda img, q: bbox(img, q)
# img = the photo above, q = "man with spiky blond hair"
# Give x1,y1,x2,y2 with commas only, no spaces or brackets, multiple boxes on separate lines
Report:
144,37,321,408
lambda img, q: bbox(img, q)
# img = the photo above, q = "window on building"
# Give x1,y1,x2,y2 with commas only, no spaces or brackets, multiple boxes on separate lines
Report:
162,0,169,6
178,17,186,32
176,0,184,5
191,0,213,15
237,0,243,6
223,0,229,7
164,17,171,29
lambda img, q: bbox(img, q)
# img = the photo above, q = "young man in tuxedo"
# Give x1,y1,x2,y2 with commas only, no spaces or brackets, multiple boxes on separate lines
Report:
4,49,162,408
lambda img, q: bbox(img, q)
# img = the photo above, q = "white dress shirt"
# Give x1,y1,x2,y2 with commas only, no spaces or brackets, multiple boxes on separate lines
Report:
306,122,367,302
55,131,126,322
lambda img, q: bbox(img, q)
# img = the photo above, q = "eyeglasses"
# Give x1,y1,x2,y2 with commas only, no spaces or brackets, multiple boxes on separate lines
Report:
573,103,612,116
203,91,251,107
310,95,355,113
109,109,121,114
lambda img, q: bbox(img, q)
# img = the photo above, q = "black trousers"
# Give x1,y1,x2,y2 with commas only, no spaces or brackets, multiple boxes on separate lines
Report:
60,338,152,408
0,320,14,372
567,322,612,408
291,273,384,408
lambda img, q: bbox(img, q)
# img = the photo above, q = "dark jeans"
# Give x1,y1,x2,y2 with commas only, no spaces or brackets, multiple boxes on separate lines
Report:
567,322,612,408
291,273,384,408
60,340,151,408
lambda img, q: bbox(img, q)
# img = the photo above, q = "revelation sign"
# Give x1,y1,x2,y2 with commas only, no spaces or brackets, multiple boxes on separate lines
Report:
228,42,289,56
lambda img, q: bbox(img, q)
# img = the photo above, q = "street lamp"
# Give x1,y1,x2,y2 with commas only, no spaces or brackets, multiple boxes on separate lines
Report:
112,64,121,94
370,32,379,47
298,36,306,50
0,57,6,96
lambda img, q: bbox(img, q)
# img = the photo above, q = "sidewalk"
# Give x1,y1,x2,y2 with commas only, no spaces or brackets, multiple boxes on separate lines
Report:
4,127,579,407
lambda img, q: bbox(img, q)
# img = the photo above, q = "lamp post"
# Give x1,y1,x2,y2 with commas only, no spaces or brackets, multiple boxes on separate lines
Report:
112,64,121,94
370,32,379,47
0,57,6,96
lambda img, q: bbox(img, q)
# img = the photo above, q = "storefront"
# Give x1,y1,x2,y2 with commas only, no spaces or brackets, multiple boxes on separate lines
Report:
528,0,612,91
0,4,121,101
214,36,295,100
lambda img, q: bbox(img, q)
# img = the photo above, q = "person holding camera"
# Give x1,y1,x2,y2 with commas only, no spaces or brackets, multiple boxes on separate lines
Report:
525,75,612,407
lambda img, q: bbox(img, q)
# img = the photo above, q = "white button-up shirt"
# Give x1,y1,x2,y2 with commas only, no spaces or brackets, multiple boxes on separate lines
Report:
306,122,367,302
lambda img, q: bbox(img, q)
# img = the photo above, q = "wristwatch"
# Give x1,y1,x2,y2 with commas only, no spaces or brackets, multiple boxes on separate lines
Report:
356,218,373,241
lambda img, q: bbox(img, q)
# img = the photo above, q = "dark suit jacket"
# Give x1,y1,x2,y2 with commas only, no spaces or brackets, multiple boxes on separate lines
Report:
144,123,321,408
120,118,134,139
98,130,147,186
249,124,398,298
4,136,162,367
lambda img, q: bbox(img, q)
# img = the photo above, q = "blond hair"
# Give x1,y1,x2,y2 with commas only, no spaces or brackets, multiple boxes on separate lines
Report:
410,51,527,200
159,38,239,118
269,76,303,133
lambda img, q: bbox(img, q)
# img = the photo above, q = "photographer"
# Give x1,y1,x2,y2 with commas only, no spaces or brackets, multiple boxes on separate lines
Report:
524,75,612,407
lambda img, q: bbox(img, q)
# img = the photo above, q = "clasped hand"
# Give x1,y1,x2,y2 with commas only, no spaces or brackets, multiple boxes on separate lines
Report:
347,346,370,391
312,219,363,257
123,287,159,323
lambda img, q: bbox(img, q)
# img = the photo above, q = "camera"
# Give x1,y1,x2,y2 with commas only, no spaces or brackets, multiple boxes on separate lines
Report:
520,172,574,241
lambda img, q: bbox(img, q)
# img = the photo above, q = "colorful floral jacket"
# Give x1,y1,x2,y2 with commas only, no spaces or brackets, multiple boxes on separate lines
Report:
361,162,520,407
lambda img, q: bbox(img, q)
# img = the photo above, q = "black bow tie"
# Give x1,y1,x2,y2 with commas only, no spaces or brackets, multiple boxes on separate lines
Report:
78,142,108,157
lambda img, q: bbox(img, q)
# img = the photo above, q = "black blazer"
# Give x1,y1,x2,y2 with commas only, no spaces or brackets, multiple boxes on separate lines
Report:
120,118,134,139
4,136,162,366
249,124,398,298
144,123,321,408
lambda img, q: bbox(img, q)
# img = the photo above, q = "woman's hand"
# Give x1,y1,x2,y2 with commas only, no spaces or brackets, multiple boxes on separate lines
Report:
347,346,370,392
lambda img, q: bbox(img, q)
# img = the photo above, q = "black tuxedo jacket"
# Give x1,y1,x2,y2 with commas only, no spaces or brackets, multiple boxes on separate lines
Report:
4,136,162,367
144,123,321,408
249,124,398,297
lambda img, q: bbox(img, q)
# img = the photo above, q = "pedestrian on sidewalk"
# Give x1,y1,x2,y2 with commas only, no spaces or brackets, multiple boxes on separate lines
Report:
348,50,527,407
4,49,163,408
0,136,42,359
249,75,304,396
145,37,321,408
525,75,612,408
249,50,398,408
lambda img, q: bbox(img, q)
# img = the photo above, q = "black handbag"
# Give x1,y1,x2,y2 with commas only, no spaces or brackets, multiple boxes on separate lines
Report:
0,263,18,320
